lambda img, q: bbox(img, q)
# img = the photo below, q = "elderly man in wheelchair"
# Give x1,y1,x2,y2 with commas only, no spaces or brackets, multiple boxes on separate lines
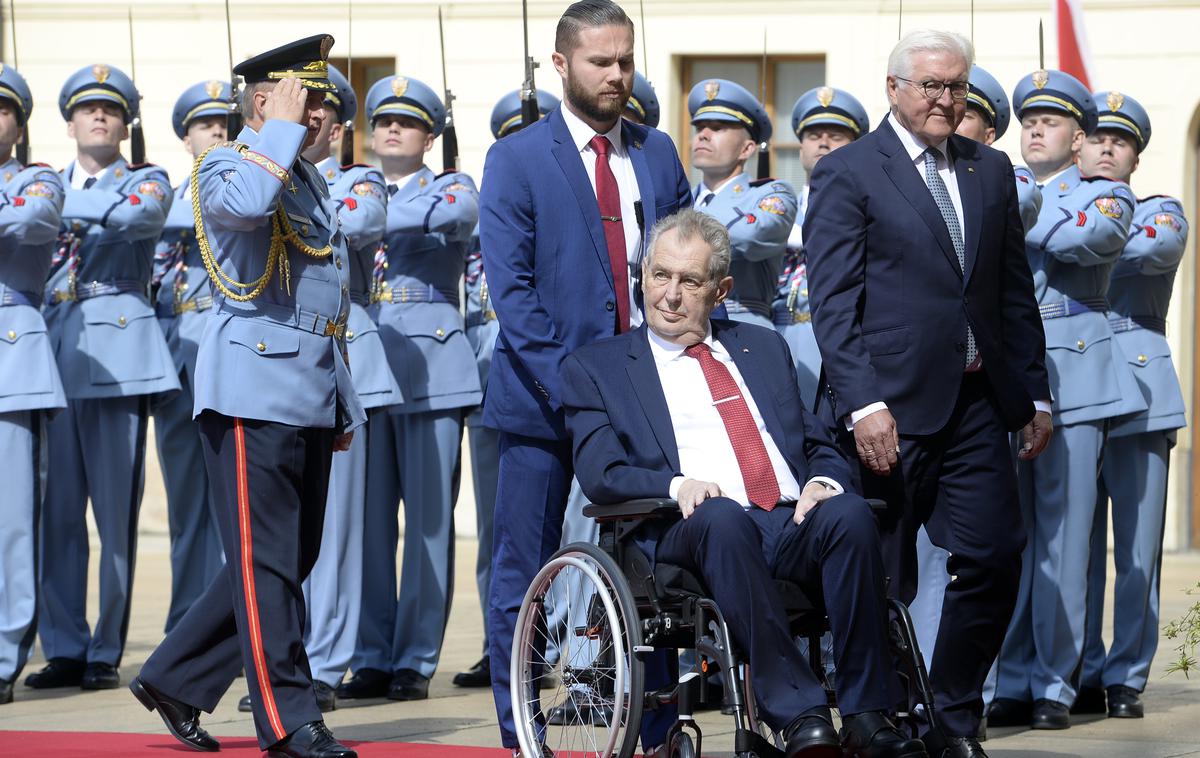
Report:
507,210,932,758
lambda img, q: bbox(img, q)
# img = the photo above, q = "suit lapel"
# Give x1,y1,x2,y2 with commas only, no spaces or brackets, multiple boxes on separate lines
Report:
951,137,983,283
624,120,656,227
551,110,613,288
625,328,680,472
877,124,961,278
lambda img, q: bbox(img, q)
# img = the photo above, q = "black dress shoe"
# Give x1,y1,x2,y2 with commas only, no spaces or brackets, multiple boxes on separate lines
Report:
546,689,614,725
922,731,988,758
984,697,1031,728
1070,685,1107,714
129,676,220,752
782,713,841,758
1030,699,1070,730
267,721,356,758
0,678,12,705
314,681,337,712
387,668,430,701
81,662,120,690
24,658,85,689
452,655,491,688
335,668,389,699
1106,685,1144,718
239,694,253,712
840,711,927,758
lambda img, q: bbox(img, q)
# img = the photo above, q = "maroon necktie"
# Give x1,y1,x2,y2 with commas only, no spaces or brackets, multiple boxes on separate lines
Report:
684,343,781,511
589,135,630,333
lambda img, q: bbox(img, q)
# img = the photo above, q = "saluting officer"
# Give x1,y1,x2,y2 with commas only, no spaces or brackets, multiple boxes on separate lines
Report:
771,86,868,406
29,63,178,692
1077,92,1187,720
687,78,796,329
623,71,660,127
152,80,230,634
340,74,480,703
991,69,1145,732
0,64,66,706
454,87,560,690
131,35,364,758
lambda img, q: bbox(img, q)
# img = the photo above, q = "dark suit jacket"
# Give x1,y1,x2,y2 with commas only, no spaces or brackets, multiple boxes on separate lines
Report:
561,319,852,505
479,107,692,441
803,118,1049,435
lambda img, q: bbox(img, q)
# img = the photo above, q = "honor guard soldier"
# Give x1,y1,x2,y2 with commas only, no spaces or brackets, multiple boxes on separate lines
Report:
131,34,364,758
29,63,178,693
152,80,231,635
340,74,480,703
1077,92,1187,720
0,65,66,706
771,86,868,406
991,69,1145,732
623,71,659,127
453,87,559,690
688,78,797,329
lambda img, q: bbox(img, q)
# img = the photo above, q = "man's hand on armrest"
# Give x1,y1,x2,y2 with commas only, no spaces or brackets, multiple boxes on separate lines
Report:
794,479,840,525
669,477,723,519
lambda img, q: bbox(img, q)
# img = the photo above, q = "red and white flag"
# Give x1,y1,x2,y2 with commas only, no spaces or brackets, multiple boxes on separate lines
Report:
1055,0,1095,89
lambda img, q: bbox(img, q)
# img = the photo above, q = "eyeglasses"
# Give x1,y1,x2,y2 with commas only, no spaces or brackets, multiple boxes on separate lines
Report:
894,76,970,101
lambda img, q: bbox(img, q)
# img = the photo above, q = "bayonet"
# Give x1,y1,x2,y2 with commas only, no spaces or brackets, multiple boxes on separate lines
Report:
127,8,145,164
9,0,28,164
757,28,770,180
520,0,540,128
439,6,458,171
225,0,242,137
341,0,356,165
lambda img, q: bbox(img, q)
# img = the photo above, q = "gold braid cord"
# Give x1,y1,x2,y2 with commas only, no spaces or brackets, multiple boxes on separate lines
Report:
193,142,333,301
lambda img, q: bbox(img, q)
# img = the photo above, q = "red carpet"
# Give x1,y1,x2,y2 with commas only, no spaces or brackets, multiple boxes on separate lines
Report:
0,731,513,756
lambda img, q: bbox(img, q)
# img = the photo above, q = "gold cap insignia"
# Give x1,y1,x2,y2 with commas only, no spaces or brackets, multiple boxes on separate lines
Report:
1106,91,1124,112
704,80,720,101
817,86,834,108
92,64,110,84
1032,70,1049,89
391,77,409,99
205,80,223,100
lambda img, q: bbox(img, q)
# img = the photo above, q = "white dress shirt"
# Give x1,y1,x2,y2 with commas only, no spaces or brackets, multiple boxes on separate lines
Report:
70,162,112,190
560,103,644,327
786,184,811,250
386,170,419,196
647,326,842,509
692,174,738,208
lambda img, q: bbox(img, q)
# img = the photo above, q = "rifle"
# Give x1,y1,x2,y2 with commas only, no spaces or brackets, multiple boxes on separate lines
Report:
127,8,145,164
756,28,770,180
638,0,649,80
519,0,540,128
8,0,28,164
224,0,242,138
340,0,356,165
438,6,458,172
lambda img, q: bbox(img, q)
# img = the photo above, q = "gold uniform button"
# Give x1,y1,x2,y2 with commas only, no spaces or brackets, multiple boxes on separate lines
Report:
1059,182,1069,191
335,257,343,269
257,342,267,352
6,330,15,340
1076,339,1086,350
345,330,355,339
435,328,446,337
301,224,310,236
1138,354,1148,363
117,316,127,327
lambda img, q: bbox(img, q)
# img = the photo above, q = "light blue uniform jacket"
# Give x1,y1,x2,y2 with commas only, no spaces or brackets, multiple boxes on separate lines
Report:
1025,165,1145,426
0,158,66,413
1107,196,1188,436
463,223,499,423
1014,165,1043,234
373,165,481,413
44,157,178,399
154,176,214,381
693,172,798,321
316,157,402,410
189,122,365,432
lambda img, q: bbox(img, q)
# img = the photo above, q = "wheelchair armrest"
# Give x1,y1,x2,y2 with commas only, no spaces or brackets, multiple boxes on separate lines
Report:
582,498,680,521
865,497,888,516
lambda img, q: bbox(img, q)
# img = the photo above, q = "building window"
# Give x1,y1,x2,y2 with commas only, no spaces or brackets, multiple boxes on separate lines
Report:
679,55,825,190
327,57,396,165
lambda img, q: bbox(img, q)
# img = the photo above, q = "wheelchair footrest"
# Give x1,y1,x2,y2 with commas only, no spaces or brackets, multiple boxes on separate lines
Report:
733,728,785,757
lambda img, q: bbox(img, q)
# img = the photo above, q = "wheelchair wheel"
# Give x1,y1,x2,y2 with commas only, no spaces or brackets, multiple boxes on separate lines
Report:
512,541,645,758
669,731,696,758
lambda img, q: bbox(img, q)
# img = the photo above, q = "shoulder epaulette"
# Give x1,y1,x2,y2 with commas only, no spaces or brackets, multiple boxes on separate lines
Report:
27,162,53,169
749,177,777,188
1080,174,1121,183
127,162,160,171
435,168,463,181
341,162,373,170
1138,194,1170,203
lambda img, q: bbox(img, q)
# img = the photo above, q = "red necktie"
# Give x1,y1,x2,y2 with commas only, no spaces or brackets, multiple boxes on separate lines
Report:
684,343,781,511
589,135,630,333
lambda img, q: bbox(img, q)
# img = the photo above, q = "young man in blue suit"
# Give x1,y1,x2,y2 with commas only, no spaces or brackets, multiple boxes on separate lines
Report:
803,31,1052,758
562,209,926,758
31,63,179,693
0,65,66,706
478,1,691,753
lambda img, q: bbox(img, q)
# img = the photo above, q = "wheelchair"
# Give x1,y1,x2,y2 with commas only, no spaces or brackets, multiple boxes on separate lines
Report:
510,498,938,758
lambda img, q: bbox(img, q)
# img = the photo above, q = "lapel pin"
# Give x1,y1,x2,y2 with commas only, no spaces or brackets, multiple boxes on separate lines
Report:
742,347,750,353
967,167,975,173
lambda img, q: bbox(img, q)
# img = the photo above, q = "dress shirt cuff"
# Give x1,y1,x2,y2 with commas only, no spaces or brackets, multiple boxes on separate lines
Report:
806,476,844,495
845,401,889,431
669,476,685,501
1033,400,1052,416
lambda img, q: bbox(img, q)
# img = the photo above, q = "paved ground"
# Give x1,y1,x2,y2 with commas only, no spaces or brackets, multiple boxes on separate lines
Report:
3,533,1199,757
